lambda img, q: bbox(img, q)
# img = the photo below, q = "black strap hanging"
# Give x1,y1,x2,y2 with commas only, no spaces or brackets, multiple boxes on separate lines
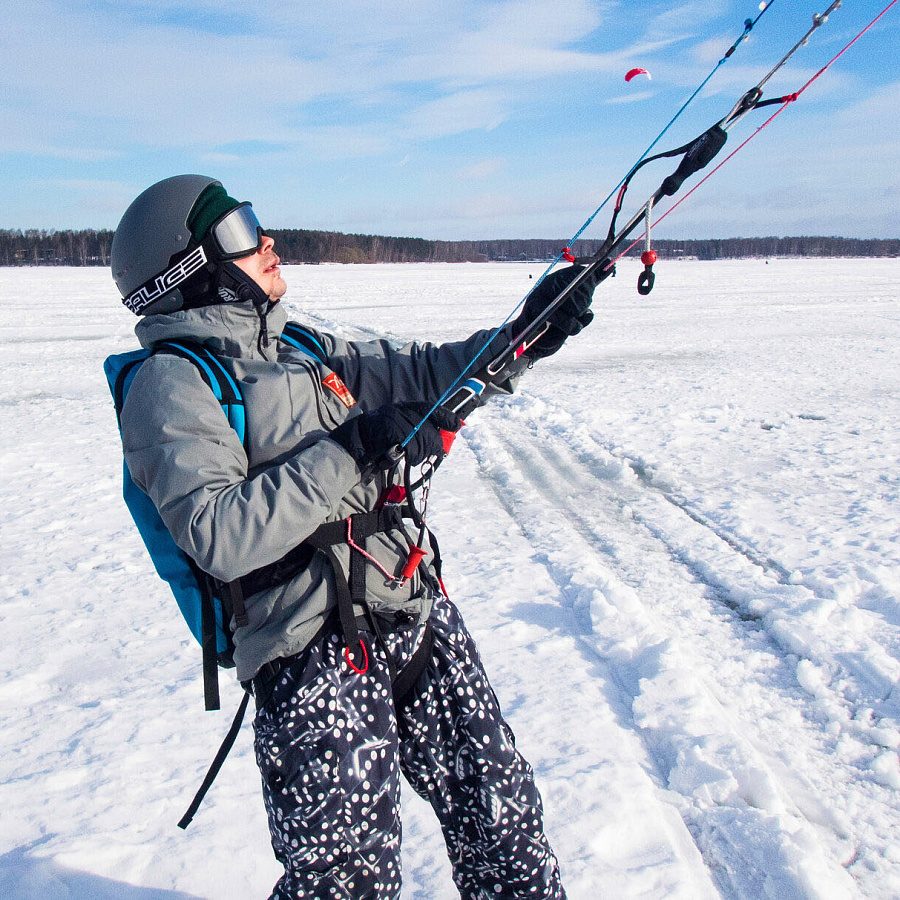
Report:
177,691,251,829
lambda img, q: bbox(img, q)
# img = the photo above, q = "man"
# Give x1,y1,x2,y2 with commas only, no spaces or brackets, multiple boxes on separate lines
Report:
111,175,597,899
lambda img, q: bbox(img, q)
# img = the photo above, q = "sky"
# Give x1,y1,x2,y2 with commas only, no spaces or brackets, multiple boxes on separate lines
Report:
1,0,897,240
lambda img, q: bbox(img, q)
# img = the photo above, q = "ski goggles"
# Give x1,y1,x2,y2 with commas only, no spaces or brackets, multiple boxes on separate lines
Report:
206,202,264,260
122,203,265,314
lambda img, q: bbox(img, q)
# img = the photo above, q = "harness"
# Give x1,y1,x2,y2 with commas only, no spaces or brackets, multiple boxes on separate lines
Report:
236,502,440,703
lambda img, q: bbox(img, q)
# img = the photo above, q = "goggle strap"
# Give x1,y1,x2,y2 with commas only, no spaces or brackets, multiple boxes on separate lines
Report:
123,245,209,314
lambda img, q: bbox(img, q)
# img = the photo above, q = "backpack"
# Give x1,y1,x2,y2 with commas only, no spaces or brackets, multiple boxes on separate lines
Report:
103,323,328,713
104,340,249,712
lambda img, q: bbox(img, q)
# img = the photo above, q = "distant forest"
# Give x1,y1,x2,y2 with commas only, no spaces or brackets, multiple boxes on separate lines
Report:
1,228,897,267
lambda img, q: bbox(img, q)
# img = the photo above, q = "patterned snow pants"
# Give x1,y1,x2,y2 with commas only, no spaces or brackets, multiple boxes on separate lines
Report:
253,594,566,899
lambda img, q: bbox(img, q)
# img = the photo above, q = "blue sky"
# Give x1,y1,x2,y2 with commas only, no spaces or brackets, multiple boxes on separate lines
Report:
1,0,897,239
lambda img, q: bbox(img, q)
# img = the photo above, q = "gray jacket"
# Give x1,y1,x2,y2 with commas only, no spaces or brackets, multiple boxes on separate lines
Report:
121,298,520,681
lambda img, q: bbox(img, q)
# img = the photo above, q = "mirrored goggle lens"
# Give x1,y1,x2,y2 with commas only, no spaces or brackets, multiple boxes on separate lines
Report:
212,203,263,257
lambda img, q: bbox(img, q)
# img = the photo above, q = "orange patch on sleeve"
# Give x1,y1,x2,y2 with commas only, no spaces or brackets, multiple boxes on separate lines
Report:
322,372,357,408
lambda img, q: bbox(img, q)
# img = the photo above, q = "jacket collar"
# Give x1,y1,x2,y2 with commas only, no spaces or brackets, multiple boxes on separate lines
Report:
134,299,288,360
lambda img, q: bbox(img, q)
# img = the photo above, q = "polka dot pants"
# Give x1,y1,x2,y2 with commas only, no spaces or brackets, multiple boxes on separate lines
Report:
253,595,566,899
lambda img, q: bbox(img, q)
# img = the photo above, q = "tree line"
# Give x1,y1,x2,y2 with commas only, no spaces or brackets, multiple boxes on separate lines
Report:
1,228,897,267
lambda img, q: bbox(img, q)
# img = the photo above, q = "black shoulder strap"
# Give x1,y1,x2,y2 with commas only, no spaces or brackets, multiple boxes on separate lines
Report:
112,357,147,428
281,321,329,364
391,622,434,706
195,565,222,712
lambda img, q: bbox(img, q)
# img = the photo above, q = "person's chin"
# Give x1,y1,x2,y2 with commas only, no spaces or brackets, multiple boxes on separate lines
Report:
270,277,287,301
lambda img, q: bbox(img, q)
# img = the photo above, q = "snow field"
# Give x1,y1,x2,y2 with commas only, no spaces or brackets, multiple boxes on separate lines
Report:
0,259,899,898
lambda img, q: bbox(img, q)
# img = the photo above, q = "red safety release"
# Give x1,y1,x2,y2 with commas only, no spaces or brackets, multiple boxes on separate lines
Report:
401,545,428,582
562,247,576,263
377,484,407,507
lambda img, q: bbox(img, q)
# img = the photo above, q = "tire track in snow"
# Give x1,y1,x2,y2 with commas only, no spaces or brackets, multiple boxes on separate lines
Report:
460,406,898,899
623,458,795,586
497,391,900,732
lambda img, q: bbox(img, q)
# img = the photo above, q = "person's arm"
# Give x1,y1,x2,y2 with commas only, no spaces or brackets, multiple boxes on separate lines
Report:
292,264,596,413
121,354,360,583
292,325,523,412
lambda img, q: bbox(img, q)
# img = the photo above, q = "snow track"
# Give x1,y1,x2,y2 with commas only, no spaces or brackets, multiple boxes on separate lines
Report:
459,391,898,898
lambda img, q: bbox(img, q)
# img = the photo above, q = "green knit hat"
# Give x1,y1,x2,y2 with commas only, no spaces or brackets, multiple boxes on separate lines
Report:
187,183,242,241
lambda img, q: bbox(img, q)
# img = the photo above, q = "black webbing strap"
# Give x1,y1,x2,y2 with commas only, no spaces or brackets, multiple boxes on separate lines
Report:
426,526,443,582
303,508,405,669
302,506,404,551
226,579,249,629
316,543,364,667
391,621,434,705
199,576,221,712
349,523,368,612
237,542,315,598
232,507,403,610
177,690,251,830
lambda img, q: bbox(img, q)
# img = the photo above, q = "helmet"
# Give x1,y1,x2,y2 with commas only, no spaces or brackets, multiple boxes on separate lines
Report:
111,175,219,316
112,174,263,317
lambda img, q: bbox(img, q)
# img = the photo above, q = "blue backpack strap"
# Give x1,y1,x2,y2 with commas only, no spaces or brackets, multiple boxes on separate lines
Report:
154,342,251,669
281,321,328,364
156,341,248,452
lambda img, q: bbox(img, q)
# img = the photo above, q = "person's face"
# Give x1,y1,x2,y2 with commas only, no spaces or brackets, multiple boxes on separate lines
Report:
232,233,287,302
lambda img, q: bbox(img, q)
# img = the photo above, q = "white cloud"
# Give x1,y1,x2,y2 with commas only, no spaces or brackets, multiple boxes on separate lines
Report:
604,91,655,105
646,0,725,40
1,0,626,160
0,0,894,236
2,2,320,149
456,158,506,180
404,89,509,139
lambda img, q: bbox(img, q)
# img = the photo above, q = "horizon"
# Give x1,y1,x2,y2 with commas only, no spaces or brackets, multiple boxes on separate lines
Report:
2,227,898,243
3,1,898,240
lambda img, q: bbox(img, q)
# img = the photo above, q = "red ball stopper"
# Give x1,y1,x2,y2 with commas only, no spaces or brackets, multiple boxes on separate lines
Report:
641,249,658,266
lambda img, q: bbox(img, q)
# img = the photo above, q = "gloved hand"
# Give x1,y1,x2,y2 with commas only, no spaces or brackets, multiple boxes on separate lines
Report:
511,264,599,359
330,402,462,471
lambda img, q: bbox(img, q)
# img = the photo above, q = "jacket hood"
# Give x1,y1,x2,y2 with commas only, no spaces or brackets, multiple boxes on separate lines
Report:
134,299,288,360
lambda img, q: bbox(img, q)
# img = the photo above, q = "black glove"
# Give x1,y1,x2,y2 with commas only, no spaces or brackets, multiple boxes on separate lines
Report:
511,264,598,359
330,402,462,471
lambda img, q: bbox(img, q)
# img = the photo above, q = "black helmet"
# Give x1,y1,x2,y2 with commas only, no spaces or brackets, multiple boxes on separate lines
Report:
111,174,264,316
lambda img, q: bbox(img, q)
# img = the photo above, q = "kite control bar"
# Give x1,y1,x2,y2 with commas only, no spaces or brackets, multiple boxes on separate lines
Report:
434,118,735,423
401,0,863,446
447,117,736,420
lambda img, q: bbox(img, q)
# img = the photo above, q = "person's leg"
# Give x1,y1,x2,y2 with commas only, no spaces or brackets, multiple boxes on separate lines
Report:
253,625,403,900
396,596,566,899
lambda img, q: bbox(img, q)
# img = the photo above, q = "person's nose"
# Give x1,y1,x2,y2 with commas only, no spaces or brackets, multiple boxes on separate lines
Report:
260,233,275,254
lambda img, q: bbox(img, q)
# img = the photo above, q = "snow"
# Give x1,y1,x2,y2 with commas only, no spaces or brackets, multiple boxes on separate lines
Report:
1,257,899,898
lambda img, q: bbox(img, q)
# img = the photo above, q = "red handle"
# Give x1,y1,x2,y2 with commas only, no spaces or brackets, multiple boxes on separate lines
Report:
401,545,428,581
439,420,464,456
